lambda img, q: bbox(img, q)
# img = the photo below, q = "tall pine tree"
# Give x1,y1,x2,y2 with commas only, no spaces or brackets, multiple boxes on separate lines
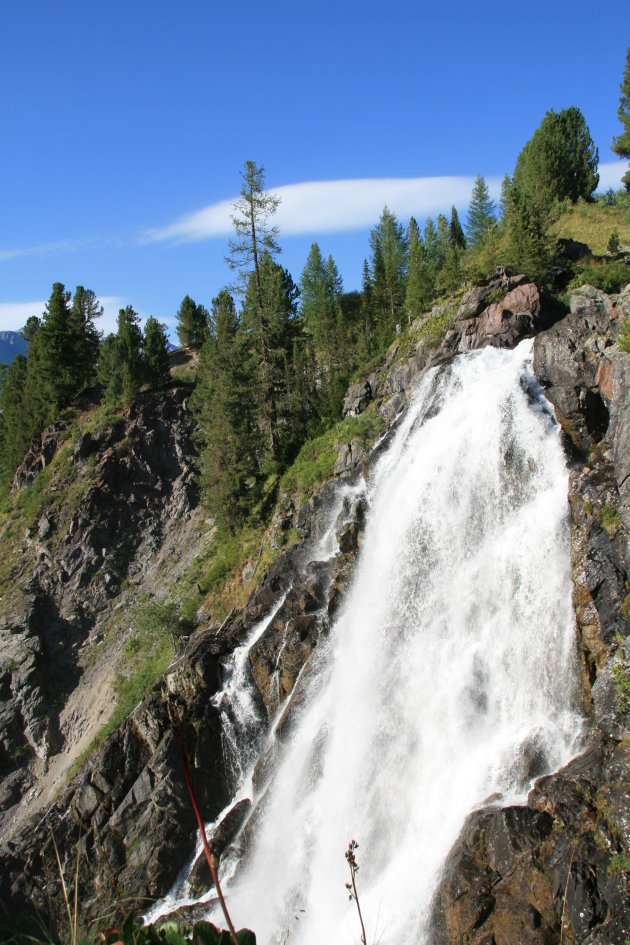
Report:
466,175,496,247
369,206,407,335
143,317,171,390
192,290,262,530
176,295,210,348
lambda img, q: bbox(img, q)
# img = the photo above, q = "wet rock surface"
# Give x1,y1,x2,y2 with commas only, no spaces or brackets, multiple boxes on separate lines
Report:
432,281,630,944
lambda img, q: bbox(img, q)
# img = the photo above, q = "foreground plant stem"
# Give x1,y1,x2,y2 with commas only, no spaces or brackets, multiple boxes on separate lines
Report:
345,840,367,945
175,717,240,945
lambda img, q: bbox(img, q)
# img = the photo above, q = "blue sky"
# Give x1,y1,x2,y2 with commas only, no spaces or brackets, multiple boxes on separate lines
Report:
1,0,628,340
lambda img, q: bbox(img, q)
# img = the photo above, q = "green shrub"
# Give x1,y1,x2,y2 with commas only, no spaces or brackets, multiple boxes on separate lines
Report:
608,852,630,875
612,659,630,716
576,260,630,294
280,405,385,498
619,318,630,354
597,502,621,537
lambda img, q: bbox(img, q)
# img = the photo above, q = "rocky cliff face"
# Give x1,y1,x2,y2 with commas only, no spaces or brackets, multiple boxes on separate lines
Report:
1,276,629,943
432,283,630,945
0,389,199,841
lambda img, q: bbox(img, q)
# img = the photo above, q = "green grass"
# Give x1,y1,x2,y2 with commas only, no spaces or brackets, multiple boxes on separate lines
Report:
619,318,630,353
65,595,192,780
597,502,621,537
612,659,630,716
608,852,630,875
414,303,456,347
280,404,385,499
551,195,630,255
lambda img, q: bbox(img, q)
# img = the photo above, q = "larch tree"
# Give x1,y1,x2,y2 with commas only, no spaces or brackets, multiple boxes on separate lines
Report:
612,47,630,191
226,160,282,464
369,206,407,333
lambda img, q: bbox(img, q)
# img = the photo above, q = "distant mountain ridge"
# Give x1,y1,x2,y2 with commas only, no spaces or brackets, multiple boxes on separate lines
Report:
0,330,28,365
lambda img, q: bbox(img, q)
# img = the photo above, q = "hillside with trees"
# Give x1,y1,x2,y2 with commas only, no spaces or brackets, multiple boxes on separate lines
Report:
0,52,630,942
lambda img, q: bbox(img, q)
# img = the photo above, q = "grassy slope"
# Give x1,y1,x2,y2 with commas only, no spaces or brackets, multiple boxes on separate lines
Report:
551,196,630,254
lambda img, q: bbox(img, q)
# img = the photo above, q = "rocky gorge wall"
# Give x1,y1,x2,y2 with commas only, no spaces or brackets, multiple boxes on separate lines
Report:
0,273,629,943
432,283,630,945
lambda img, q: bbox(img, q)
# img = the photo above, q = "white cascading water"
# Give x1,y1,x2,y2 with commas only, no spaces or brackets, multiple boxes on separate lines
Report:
209,340,583,944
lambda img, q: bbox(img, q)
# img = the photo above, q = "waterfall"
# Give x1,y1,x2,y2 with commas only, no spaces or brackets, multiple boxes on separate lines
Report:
177,341,584,942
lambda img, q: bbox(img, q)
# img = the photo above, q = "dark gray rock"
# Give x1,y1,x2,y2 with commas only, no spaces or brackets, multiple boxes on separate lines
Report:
187,798,252,895
534,286,617,454
342,380,372,417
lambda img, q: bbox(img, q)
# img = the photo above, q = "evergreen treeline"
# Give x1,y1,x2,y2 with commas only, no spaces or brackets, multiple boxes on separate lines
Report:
0,287,171,497
3,59,628,525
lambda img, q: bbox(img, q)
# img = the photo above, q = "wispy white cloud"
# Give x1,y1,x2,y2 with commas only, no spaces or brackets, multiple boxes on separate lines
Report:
144,175,505,244
143,161,630,246
0,237,101,263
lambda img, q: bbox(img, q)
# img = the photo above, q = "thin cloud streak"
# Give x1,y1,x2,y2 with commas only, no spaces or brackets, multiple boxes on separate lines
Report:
143,175,503,244
0,237,103,263
143,162,629,246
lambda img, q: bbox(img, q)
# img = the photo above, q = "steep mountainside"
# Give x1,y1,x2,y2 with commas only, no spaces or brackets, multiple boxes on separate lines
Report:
0,272,629,944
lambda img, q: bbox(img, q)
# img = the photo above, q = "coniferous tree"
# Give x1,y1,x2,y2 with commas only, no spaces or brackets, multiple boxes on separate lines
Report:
118,306,144,403
143,317,171,390
359,258,375,354
449,206,466,249
0,355,29,486
192,290,261,530
69,286,102,388
513,107,599,208
499,174,512,219
504,184,554,281
239,252,302,466
37,283,75,416
97,335,124,406
97,306,145,406
423,216,439,265
612,47,630,190
466,175,496,247
435,214,451,270
300,243,333,355
369,206,407,332
405,217,431,318
299,244,347,413
370,239,388,336
227,160,282,463
176,295,210,348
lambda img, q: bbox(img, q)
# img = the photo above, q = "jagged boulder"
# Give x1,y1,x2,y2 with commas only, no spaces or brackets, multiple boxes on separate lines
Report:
342,379,372,417
445,280,542,355
533,285,619,454
432,738,630,945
